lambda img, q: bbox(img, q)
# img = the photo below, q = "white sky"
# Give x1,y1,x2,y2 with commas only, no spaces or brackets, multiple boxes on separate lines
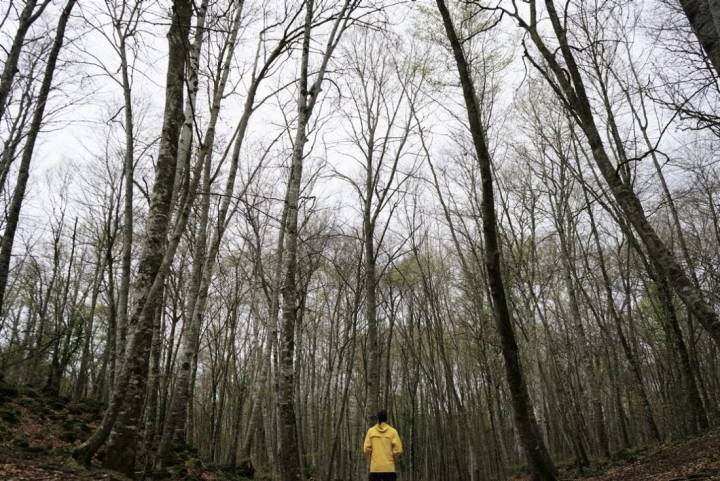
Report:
2,0,717,259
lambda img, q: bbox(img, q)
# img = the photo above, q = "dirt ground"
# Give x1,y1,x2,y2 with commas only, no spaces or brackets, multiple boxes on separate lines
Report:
0,384,251,481
1,383,719,481
577,430,720,481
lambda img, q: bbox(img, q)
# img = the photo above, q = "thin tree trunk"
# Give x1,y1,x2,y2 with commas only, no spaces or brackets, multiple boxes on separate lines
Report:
526,0,720,349
276,2,356,479
650,268,709,432
0,0,50,121
277,2,316,478
434,2,557,479
364,208,380,418
141,301,165,477
46,217,79,396
116,32,136,360
156,2,247,463
0,0,77,318
569,130,663,443
74,244,106,400
156,132,212,463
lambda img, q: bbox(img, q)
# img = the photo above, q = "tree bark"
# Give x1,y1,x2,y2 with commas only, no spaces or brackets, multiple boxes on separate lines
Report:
155,1,250,463
277,5,311,470
365,210,380,419
276,2,357,479
679,0,720,75
116,30,136,361
72,0,192,472
0,0,50,121
434,2,557,479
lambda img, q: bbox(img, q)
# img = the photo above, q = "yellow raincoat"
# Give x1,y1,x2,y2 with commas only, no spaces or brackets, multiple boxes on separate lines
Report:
363,422,403,473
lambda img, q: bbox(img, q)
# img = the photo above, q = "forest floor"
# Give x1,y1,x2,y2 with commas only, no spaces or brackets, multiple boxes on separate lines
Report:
1,381,719,481
513,430,720,481
573,430,720,481
0,382,253,481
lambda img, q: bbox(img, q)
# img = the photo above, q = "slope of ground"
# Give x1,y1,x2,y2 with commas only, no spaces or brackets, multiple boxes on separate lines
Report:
2,381,719,481
577,431,720,481
508,431,720,481
0,383,252,481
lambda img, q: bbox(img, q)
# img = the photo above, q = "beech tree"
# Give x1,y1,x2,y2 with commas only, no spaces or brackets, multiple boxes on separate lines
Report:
434,1,558,479
73,0,193,472
0,1,719,480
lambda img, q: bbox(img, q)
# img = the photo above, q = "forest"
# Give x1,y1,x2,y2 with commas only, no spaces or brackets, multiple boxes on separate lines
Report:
0,0,719,480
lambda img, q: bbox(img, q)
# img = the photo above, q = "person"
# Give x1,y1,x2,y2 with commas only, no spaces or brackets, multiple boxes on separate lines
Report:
363,410,403,481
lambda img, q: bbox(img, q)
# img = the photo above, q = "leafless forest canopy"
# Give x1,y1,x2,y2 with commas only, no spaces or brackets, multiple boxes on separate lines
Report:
1,0,720,480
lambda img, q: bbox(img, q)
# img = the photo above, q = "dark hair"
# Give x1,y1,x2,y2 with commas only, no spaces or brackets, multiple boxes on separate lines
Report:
377,410,387,424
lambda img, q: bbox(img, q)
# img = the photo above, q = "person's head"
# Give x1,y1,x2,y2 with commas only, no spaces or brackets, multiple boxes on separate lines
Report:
377,410,387,424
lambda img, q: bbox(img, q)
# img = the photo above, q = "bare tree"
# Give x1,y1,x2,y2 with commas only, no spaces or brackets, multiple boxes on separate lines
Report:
0,0,78,318
73,0,193,472
434,1,558,479
277,1,362,480
0,0,51,121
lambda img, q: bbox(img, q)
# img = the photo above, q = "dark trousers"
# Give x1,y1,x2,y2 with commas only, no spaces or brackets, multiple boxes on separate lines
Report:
369,473,397,481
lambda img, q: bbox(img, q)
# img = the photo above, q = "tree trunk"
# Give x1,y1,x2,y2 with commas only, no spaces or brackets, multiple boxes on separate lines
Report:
141,301,165,478
72,0,192,472
116,32,135,361
155,2,247,463
277,3,316,480
276,1,356,479
0,0,76,318
0,0,50,121
364,210,380,419
531,0,720,350
680,0,720,75
570,130,663,444
156,128,212,464
651,269,708,432
434,2,557,479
